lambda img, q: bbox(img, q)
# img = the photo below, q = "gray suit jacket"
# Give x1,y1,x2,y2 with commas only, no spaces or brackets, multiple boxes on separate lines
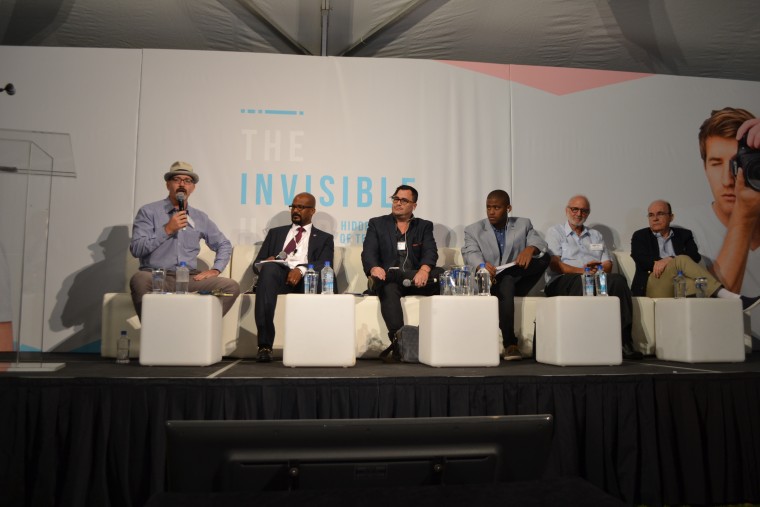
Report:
462,217,546,267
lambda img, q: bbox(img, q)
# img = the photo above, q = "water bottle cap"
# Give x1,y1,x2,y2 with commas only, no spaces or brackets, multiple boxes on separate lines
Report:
308,264,314,269
585,266,590,271
479,263,485,268
677,270,683,275
324,261,330,267
179,261,187,267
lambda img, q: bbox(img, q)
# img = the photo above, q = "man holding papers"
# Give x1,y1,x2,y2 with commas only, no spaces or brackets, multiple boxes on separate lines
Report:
252,192,334,362
462,190,549,361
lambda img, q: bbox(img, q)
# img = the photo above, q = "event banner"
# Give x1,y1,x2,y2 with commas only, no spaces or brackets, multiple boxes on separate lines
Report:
136,51,512,249
2,46,760,350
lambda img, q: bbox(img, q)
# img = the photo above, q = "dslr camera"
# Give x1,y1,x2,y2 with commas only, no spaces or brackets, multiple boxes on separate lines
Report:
731,134,760,191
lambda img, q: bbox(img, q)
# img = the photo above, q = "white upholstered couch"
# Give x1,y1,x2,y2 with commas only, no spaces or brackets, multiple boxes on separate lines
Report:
102,246,653,359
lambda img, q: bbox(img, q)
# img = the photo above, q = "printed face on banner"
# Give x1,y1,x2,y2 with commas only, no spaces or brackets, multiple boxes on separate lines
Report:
704,136,739,222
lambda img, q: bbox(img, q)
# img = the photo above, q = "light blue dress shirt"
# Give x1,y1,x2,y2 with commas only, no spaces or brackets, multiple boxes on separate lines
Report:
654,229,676,258
130,198,232,272
545,222,611,286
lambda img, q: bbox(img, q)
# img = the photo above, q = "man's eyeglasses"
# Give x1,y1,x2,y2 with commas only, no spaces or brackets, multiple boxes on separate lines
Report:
171,177,195,185
647,212,672,219
567,207,590,215
390,196,414,205
289,205,314,210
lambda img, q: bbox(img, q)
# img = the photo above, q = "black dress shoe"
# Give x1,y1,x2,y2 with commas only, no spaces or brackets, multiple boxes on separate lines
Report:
378,342,400,363
256,347,272,363
622,343,643,360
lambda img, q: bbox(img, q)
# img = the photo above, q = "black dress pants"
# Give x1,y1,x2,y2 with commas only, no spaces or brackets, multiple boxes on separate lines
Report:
492,255,550,348
254,263,303,348
373,268,442,339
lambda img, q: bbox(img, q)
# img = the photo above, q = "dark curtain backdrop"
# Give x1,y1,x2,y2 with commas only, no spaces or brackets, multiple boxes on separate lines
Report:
1,374,759,507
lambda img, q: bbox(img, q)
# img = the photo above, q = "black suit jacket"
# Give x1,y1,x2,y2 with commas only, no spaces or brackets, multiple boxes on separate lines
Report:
630,226,701,296
361,214,438,275
253,224,335,288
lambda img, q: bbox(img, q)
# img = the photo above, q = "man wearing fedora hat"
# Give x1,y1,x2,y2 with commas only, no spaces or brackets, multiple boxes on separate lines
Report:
129,161,240,317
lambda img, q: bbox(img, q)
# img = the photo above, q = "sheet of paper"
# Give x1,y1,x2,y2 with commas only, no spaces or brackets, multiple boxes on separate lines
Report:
495,262,516,274
254,259,288,270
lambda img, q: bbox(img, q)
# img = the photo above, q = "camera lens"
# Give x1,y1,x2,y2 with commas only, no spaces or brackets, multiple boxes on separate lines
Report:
741,152,760,191
733,136,760,192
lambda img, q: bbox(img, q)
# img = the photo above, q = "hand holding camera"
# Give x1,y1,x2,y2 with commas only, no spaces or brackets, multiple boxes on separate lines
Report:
732,122,760,191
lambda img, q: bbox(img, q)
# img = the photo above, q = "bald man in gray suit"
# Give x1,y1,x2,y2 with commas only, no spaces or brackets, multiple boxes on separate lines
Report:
462,190,549,361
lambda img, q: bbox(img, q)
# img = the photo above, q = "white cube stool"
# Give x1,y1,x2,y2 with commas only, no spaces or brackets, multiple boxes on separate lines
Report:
418,296,500,367
139,294,223,366
281,294,356,367
536,296,622,366
655,298,745,363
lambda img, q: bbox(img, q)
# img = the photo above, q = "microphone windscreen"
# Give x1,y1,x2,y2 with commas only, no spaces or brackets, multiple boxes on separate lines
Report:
276,251,287,260
176,192,186,211
4,83,15,96
402,276,437,287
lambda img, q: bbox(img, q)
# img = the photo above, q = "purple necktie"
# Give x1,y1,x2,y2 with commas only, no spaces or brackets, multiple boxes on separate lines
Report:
284,227,304,255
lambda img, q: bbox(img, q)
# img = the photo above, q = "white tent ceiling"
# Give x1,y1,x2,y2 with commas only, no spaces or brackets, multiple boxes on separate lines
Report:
2,0,760,82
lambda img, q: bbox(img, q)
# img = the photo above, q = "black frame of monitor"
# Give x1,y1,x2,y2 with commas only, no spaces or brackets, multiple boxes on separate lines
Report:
166,414,554,493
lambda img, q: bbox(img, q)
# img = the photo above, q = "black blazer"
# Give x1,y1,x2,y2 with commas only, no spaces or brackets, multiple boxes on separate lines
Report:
361,214,438,275
630,226,701,296
253,224,334,284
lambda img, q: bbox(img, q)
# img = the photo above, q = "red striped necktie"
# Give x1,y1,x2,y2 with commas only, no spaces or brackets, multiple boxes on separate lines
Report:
284,226,304,255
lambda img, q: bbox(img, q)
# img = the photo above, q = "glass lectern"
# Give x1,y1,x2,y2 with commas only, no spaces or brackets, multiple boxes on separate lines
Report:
0,129,75,371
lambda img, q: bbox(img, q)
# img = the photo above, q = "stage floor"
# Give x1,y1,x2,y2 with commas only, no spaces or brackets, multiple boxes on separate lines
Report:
4,351,760,507
2,351,759,379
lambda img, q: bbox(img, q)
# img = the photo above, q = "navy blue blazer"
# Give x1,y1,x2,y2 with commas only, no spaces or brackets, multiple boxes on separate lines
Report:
253,224,334,278
361,214,438,275
630,226,701,296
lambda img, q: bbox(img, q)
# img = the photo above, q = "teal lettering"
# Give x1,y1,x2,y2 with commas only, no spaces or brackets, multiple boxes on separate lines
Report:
281,174,297,204
320,176,335,206
255,173,272,205
357,177,372,207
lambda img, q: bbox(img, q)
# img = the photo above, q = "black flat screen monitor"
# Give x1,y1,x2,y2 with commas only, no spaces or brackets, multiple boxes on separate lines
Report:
165,415,553,493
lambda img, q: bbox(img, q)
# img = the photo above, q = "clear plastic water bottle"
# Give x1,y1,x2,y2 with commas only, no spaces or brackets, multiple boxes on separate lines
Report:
673,270,687,298
440,270,450,295
451,267,461,295
459,265,472,295
583,266,595,296
320,261,335,295
304,264,318,294
116,330,130,364
595,264,608,296
695,277,708,298
175,261,189,294
475,263,491,296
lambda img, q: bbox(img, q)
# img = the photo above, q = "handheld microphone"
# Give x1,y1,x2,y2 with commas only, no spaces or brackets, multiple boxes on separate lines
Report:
402,276,438,288
0,83,14,96
275,251,287,261
176,192,186,231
